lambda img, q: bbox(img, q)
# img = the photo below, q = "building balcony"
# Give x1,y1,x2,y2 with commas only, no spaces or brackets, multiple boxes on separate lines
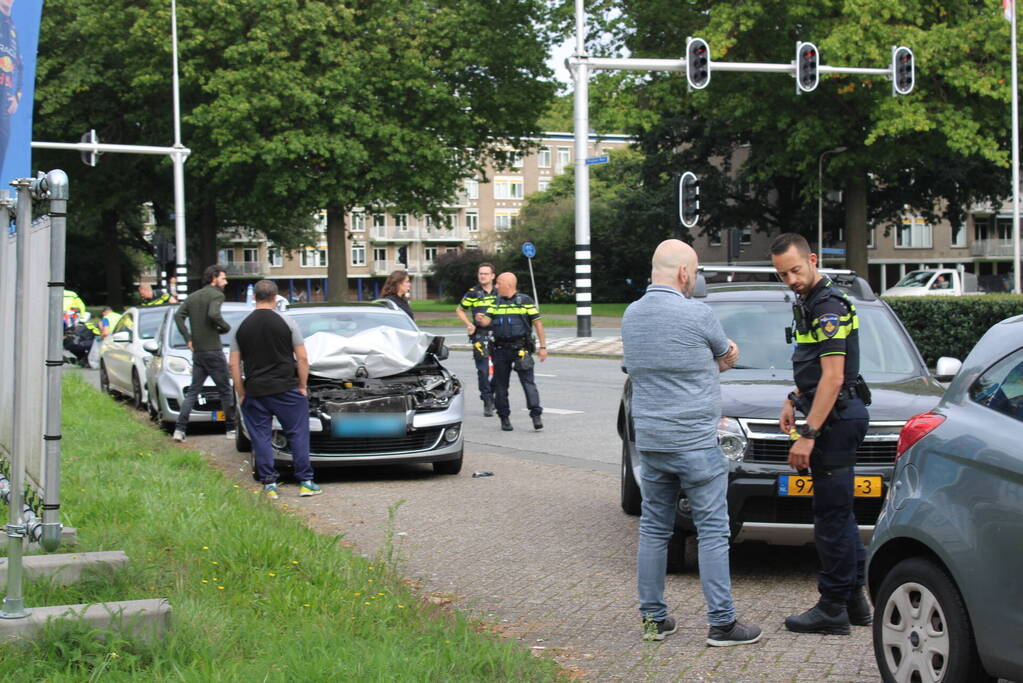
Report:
369,226,470,242
224,261,268,277
971,239,1016,258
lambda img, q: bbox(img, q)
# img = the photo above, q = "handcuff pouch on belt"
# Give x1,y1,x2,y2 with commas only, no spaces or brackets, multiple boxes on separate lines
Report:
788,375,872,429
470,332,492,362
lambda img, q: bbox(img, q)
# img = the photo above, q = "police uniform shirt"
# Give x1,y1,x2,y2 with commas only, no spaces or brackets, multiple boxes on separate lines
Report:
484,293,540,341
459,285,498,334
792,277,860,394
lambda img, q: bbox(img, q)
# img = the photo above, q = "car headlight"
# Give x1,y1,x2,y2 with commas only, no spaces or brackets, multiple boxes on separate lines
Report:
717,417,747,461
166,356,192,376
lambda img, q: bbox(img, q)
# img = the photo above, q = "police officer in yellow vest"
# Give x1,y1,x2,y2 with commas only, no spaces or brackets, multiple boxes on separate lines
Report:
99,306,122,339
455,261,498,416
139,283,170,306
476,272,547,432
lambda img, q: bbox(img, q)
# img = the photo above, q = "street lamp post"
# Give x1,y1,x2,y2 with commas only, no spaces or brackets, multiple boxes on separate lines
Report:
818,146,847,264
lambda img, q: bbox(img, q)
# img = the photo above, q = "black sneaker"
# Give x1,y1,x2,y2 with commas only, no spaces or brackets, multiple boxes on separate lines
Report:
642,615,677,642
500,416,513,431
531,414,543,431
784,600,851,635
846,589,872,626
483,399,495,417
707,620,763,647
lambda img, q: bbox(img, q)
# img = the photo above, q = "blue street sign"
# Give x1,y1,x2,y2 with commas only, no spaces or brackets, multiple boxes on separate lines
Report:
521,242,537,259
585,155,609,166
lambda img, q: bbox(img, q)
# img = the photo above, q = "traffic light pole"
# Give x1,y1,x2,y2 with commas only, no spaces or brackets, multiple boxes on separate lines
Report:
568,3,911,335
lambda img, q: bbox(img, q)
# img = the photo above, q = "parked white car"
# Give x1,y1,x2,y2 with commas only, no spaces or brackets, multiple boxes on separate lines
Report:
883,268,979,297
99,305,175,409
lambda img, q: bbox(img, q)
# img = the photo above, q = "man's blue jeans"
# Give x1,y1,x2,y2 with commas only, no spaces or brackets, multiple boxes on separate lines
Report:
241,389,315,484
637,446,735,626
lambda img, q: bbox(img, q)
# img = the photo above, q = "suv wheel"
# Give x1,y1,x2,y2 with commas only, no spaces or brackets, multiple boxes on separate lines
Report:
666,533,698,573
620,440,642,515
874,557,992,683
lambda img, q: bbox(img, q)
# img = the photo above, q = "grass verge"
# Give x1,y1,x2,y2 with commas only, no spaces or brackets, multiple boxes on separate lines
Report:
0,373,559,682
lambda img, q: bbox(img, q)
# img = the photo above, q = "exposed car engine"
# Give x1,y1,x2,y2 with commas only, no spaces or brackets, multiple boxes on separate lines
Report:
307,362,462,414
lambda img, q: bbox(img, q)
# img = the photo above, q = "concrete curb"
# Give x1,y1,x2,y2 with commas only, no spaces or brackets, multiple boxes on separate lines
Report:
0,551,129,586
0,598,171,644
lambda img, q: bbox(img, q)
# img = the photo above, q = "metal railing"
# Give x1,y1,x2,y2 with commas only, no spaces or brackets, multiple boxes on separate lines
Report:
223,261,268,276
970,239,1016,257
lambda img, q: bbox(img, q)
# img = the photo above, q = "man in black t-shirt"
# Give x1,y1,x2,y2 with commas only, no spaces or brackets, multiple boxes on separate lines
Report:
229,279,321,499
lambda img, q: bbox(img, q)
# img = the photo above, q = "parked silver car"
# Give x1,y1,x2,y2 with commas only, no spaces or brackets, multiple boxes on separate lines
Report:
98,305,173,409
144,302,254,428
234,305,464,475
867,315,1023,683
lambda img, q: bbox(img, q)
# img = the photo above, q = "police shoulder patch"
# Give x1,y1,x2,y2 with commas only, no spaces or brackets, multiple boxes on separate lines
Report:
818,313,840,338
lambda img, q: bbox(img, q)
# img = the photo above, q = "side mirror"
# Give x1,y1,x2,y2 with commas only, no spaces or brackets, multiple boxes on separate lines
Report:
143,340,160,355
112,331,131,343
427,335,449,361
934,356,962,382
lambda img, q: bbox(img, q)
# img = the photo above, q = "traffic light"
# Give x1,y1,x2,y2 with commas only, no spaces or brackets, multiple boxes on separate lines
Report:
80,129,99,167
686,37,710,90
795,41,819,93
892,46,914,96
678,172,699,228
397,245,408,266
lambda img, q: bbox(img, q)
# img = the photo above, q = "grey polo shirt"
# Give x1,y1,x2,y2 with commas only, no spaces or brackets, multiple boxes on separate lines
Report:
621,284,730,452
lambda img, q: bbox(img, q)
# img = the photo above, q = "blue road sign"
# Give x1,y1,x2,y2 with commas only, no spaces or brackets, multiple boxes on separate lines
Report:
585,155,609,166
521,242,537,259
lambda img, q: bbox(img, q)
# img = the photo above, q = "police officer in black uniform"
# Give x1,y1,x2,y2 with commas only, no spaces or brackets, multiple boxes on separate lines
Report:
770,233,871,635
476,272,547,432
455,262,498,416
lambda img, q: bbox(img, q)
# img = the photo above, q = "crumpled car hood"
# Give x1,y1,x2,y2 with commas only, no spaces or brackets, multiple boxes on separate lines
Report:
305,327,433,379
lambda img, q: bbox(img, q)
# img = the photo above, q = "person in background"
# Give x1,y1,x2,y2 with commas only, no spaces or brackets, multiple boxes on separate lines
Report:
166,276,180,304
139,283,170,306
98,306,121,339
455,262,498,416
380,270,414,320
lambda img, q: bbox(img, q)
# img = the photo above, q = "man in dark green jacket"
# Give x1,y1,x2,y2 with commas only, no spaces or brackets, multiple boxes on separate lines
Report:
172,265,236,442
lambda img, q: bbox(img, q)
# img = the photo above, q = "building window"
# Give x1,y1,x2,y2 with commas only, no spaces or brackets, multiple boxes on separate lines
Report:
951,222,966,248
896,217,933,248
538,146,551,168
351,212,366,232
494,177,524,200
243,247,258,263
510,151,524,168
268,246,282,267
300,248,327,267
445,247,457,254
867,228,876,249
556,147,571,173
537,178,551,194
315,210,328,232
373,247,387,264
424,247,438,262
395,214,408,230
351,243,366,266
494,210,519,232
997,218,1013,240
466,211,479,232
423,215,433,228
709,231,721,247
373,214,386,228
219,248,236,264
740,227,752,245
465,179,479,200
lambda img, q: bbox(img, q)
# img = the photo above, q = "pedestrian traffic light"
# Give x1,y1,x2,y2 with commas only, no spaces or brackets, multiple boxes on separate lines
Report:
795,41,819,93
678,172,699,228
397,245,408,266
891,46,914,96
686,37,710,90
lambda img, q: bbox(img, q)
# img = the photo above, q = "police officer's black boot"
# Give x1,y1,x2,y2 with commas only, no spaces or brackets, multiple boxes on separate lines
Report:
483,398,495,417
500,416,513,431
846,588,872,626
783,599,851,635
531,414,543,431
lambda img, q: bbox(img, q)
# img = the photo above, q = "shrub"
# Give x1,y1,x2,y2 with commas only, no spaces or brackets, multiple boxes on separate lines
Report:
884,295,1023,366
431,251,500,303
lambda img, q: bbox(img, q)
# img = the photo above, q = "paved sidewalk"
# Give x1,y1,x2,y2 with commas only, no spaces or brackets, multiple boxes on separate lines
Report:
448,335,623,358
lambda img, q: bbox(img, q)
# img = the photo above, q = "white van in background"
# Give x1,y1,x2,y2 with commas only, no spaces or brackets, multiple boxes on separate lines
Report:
883,268,980,297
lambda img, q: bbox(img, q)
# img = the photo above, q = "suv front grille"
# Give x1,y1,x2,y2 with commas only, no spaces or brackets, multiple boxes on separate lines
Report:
307,428,443,456
748,439,897,465
740,496,884,526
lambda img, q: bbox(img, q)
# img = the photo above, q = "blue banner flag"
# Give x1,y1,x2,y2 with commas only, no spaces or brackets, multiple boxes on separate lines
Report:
0,0,42,185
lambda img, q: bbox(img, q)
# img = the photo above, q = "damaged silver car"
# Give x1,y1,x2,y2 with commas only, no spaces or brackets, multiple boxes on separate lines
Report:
235,305,464,475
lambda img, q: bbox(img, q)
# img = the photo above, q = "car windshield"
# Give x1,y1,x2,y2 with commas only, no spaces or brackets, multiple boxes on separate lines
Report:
137,311,164,340
893,271,933,288
710,301,919,380
169,309,252,349
289,310,417,337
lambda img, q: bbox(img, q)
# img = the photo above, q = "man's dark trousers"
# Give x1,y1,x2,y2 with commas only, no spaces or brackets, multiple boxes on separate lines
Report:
471,334,493,402
491,346,541,418
175,350,236,432
241,388,314,484
810,416,868,602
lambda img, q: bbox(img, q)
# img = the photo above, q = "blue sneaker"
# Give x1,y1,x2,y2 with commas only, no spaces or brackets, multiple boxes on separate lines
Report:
263,483,279,500
299,480,322,497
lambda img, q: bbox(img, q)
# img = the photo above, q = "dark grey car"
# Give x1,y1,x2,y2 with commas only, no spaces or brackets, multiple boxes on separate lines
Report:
867,315,1023,683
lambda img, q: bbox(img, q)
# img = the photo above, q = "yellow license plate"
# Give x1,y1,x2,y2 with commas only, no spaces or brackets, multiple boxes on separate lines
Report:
777,475,882,498
212,411,225,422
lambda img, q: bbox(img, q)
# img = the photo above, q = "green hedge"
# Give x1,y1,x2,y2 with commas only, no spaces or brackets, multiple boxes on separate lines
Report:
883,295,1023,366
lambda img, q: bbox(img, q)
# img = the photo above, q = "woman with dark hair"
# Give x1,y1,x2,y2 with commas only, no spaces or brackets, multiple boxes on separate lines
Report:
380,270,414,320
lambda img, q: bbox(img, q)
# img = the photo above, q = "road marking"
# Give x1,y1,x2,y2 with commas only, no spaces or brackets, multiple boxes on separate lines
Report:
524,408,583,415
535,373,558,377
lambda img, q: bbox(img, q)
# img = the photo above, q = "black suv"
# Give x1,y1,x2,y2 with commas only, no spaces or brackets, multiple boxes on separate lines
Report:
617,268,951,571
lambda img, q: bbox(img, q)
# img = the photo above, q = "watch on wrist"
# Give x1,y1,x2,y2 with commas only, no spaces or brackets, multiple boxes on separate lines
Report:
798,424,822,439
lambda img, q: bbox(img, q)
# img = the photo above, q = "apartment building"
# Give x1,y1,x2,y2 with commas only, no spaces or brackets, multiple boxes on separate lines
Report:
216,132,632,302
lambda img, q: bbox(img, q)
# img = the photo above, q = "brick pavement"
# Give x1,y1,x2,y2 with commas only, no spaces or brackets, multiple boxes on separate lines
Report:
199,441,882,682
